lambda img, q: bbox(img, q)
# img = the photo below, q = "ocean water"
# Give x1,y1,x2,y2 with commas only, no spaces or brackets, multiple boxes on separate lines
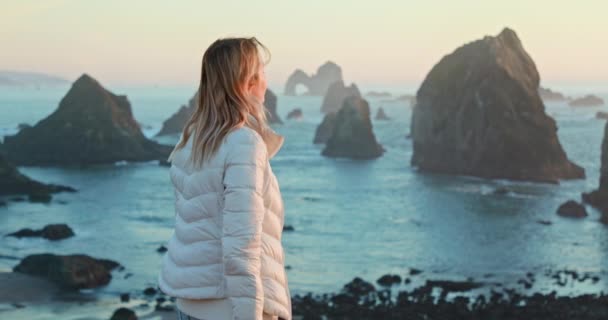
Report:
1,84,608,318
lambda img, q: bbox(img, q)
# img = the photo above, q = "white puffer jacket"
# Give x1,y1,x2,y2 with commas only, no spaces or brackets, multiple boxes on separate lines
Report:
157,122,292,320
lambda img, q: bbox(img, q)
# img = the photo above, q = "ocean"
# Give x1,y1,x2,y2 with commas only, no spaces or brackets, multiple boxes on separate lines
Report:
1,83,608,319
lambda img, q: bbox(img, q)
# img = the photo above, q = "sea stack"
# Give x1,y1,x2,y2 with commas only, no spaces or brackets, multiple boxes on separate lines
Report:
321,96,384,159
264,89,283,124
2,74,172,166
375,107,390,120
321,80,361,114
156,89,281,136
410,28,584,183
582,121,608,218
156,90,199,136
284,61,343,96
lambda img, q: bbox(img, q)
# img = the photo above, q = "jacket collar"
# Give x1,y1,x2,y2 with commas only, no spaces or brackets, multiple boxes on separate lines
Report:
244,114,285,159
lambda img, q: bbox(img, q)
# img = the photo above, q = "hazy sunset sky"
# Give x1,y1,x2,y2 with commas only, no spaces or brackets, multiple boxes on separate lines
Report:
2,0,607,89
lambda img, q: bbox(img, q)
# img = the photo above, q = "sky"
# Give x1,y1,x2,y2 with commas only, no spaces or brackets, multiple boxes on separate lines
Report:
1,0,607,90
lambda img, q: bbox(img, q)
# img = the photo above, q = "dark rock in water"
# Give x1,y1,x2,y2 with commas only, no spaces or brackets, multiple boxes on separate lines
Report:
536,219,552,225
376,274,402,287
156,245,167,253
556,200,588,218
410,28,584,183
284,61,343,96
156,89,281,136
596,111,608,120
409,268,423,276
283,225,295,232
569,94,605,107
539,87,571,102
313,112,338,144
2,74,172,165
264,89,282,124
322,97,384,159
13,253,121,290
493,187,510,195
374,107,390,120
425,279,483,292
7,223,75,240
287,108,303,120
0,153,75,198
143,287,157,295
582,121,608,222
320,80,361,114
110,307,137,320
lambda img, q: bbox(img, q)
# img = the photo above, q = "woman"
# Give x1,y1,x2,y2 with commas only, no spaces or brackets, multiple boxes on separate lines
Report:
157,37,292,320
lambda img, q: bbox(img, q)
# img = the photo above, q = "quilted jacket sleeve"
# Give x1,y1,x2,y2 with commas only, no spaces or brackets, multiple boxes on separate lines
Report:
221,129,267,320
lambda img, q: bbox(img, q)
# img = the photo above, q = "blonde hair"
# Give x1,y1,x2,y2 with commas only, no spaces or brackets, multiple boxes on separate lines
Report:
168,37,271,168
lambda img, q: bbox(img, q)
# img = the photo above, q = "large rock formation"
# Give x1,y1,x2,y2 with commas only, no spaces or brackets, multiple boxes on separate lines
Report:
0,153,75,199
156,89,281,136
582,121,608,217
321,96,384,159
410,28,584,183
1,74,172,165
569,94,605,107
321,80,361,114
284,61,343,96
313,112,338,144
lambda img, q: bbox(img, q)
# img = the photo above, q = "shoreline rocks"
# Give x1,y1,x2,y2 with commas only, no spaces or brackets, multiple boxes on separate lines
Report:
1,74,172,166
0,153,75,200
284,61,342,96
13,253,121,290
410,27,584,183
6,223,75,241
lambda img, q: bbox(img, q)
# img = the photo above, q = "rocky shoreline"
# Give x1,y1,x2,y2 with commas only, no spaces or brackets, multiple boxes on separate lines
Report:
2,267,607,319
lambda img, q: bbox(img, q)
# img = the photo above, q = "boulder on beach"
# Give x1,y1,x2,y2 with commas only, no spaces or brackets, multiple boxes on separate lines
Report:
321,80,361,114
569,94,605,107
539,87,571,102
1,74,173,165
322,96,385,159
284,61,343,96
13,253,121,290
287,108,303,120
313,112,338,144
410,27,584,183
0,153,75,199
156,89,281,136
375,107,390,120
7,223,75,241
